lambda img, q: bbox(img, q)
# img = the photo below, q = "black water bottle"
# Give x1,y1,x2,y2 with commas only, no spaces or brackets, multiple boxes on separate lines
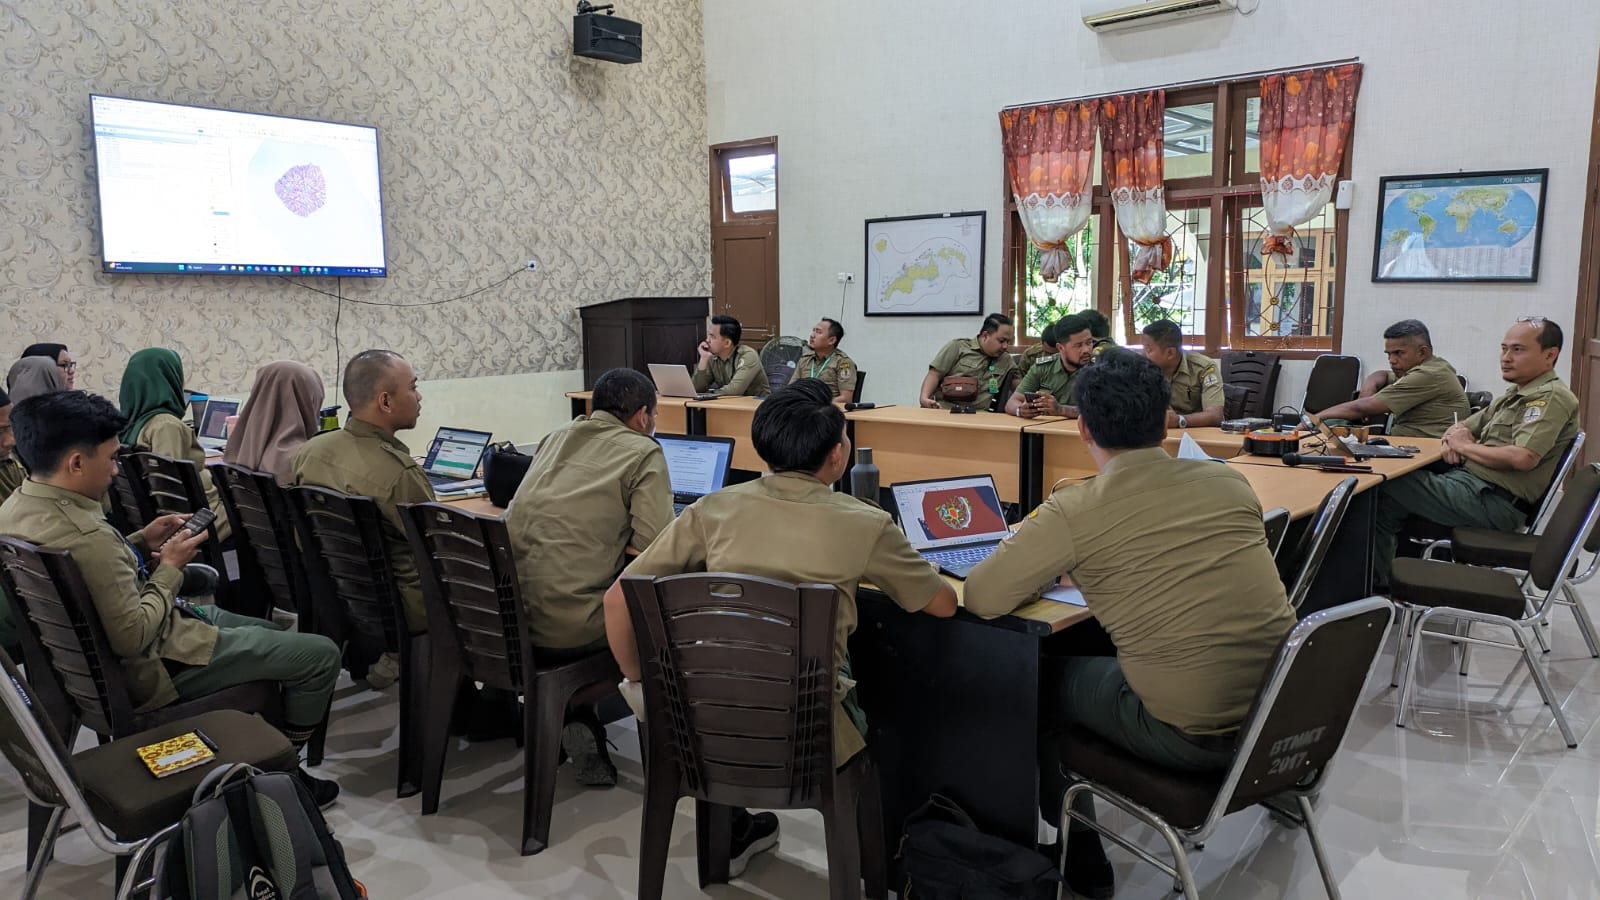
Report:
850,447,880,503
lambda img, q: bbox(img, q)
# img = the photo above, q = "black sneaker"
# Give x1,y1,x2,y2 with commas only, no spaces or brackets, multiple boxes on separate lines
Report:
560,719,617,787
1063,830,1115,899
296,767,340,809
728,809,779,878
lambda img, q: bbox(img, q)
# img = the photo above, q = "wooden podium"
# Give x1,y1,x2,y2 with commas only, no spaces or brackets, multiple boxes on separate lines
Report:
578,296,709,389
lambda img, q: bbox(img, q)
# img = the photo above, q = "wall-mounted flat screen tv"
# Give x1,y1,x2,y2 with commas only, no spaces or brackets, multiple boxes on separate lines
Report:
90,94,386,277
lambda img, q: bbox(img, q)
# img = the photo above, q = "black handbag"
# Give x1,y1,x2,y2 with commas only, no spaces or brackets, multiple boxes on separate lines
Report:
482,441,534,507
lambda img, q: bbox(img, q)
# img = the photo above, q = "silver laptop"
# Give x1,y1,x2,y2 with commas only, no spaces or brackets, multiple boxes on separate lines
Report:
657,434,735,516
195,397,240,451
890,475,1011,579
421,427,493,494
648,363,720,401
1302,412,1416,460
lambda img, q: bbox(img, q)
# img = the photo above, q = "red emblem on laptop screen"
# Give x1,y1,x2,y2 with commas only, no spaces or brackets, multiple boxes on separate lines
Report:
920,488,1005,540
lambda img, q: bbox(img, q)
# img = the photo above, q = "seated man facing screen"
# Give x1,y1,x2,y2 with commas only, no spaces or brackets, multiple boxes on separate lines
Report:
794,317,858,402
1316,319,1470,438
506,367,672,786
292,350,434,689
920,312,1017,409
1007,313,1094,419
604,378,959,875
1374,317,1579,583
1016,322,1059,381
694,314,771,397
965,350,1295,899
0,391,341,803
1139,319,1224,429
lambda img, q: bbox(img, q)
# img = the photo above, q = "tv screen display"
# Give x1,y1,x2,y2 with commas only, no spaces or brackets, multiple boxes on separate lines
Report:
90,94,386,277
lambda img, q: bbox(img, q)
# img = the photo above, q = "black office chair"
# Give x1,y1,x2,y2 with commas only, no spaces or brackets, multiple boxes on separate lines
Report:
1221,350,1281,419
1262,507,1292,560
1280,478,1359,613
1300,355,1361,415
852,369,867,403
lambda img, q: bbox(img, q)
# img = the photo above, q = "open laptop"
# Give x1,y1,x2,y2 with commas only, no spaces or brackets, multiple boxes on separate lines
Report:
1302,412,1416,460
891,475,1011,579
648,363,721,401
421,427,493,494
195,397,241,451
657,434,735,515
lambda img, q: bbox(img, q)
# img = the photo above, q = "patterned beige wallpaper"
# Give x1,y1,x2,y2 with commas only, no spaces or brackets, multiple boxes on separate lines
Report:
0,0,710,395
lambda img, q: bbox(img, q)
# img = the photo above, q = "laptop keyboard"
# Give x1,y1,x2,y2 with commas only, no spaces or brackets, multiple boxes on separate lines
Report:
923,544,998,570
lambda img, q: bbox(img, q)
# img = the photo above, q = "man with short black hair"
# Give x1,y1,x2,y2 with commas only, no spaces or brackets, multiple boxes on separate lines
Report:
292,350,433,689
694,315,771,397
966,349,1294,898
0,391,341,803
1017,322,1059,381
795,317,858,401
921,313,1017,409
1139,319,1224,428
506,367,672,786
1316,319,1469,438
604,377,959,875
1080,309,1117,360
1007,313,1094,419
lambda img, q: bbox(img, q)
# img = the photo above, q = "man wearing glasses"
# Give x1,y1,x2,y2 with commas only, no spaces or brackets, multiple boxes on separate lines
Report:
1373,317,1579,584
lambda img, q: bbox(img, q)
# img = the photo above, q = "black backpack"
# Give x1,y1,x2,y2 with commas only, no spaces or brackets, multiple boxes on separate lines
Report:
157,764,365,900
899,794,1063,900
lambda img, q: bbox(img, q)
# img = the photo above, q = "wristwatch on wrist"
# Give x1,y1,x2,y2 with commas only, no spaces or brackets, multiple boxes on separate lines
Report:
1177,414,1188,428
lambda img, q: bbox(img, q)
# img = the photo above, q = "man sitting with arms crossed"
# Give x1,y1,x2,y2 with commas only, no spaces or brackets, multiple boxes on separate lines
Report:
603,378,959,875
1138,319,1224,429
506,367,672,786
1316,319,1470,438
292,350,434,689
1374,317,1579,584
1016,322,1059,381
1007,313,1094,419
920,312,1017,409
794,317,858,402
694,314,771,397
0,392,341,803
965,350,1295,898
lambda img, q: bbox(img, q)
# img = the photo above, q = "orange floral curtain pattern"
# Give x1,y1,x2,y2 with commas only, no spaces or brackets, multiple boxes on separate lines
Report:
1100,91,1171,284
1259,63,1363,254
1000,101,1099,282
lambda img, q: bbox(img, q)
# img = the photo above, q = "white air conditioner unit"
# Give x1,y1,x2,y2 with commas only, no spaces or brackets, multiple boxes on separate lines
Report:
1082,0,1239,32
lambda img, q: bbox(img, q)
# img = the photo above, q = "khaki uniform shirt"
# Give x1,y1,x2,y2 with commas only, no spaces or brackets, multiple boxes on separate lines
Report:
0,456,24,505
623,472,946,765
507,412,672,650
966,448,1295,734
0,480,217,711
134,413,232,542
1168,351,1225,415
1016,355,1084,405
794,348,858,398
1017,342,1052,380
1375,355,1471,439
290,418,435,632
928,338,1016,405
692,344,771,397
1463,370,1580,504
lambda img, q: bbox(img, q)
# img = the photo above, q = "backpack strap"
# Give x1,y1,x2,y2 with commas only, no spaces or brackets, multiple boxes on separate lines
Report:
246,771,364,900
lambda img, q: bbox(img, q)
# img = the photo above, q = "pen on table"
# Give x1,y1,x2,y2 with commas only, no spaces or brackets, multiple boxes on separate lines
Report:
193,729,219,752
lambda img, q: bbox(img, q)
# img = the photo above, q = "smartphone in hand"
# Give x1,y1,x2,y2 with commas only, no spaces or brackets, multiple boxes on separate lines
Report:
178,508,216,537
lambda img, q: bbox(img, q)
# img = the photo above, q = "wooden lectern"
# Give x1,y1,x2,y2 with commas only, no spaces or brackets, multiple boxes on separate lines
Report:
578,296,710,389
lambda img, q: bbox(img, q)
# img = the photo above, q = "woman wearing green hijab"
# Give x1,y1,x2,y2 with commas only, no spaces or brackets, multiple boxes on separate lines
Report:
119,348,232,541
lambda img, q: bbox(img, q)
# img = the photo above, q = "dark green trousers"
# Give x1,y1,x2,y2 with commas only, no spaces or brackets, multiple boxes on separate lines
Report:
1374,468,1524,583
170,607,340,729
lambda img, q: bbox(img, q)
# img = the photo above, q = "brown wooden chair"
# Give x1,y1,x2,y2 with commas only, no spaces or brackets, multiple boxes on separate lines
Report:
106,446,153,536
287,484,423,796
401,501,621,855
123,452,238,609
620,572,887,899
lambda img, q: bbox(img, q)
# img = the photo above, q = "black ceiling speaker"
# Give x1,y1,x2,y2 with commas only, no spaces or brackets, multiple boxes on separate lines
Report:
573,1,642,64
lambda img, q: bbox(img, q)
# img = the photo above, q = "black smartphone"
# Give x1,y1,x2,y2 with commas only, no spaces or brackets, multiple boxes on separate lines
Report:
179,508,216,537
1022,391,1039,404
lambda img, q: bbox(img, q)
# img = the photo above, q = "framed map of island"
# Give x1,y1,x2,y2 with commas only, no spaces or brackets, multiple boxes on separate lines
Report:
1372,169,1547,283
864,211,986,316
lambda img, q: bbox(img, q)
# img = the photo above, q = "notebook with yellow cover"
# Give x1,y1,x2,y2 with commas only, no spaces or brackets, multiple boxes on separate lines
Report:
137,731,217,778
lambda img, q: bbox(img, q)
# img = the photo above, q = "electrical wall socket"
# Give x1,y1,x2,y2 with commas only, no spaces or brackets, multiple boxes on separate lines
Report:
835,272,856,284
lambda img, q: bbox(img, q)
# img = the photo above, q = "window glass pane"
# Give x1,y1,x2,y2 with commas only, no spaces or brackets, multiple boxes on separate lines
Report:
1241,96,1260,174
1239,202,1337,340
1116,205,1211,344
1020,219,1098,337
727,153,776,213
1164,103,1215,181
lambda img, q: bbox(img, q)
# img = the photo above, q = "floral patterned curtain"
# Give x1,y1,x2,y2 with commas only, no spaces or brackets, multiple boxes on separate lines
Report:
1000,101,1099,282
1100,90,1171,284
1258,64,1363,257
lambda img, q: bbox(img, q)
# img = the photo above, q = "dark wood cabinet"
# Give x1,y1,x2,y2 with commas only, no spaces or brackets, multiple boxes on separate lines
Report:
578,296,710,389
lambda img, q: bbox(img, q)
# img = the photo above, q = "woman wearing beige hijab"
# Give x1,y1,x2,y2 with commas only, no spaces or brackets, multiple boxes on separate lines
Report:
223,361,325,485
6,356,67,404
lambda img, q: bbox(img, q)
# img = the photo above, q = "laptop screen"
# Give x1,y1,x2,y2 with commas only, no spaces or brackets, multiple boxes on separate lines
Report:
892,476,1010,550
423,427,493,478
657,436,733,498
198,399,239,440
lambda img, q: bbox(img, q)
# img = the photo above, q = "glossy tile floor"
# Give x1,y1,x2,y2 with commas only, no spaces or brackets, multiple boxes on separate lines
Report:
5,589,1600,899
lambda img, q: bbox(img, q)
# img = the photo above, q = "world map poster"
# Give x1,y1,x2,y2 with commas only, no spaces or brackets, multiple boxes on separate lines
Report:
864,211,986,316
1372,170,1547,283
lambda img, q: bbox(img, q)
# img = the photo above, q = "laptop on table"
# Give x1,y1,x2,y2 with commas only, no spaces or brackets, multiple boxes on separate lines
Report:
422,427,494,494
657,434,735,516
1302,412,1417,460
891,475,1011,579
648,363,721,401
195,397,241,451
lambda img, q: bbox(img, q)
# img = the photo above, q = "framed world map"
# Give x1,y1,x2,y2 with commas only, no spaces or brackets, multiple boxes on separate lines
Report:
864,211,986,316
1371,169,1547,283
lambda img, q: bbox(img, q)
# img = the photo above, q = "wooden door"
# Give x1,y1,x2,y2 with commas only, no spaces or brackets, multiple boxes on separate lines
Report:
1576,53,1600,464
710,138,779,346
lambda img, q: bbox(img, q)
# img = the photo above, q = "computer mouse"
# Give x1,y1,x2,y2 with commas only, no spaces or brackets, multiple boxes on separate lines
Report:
1368,437,1390,446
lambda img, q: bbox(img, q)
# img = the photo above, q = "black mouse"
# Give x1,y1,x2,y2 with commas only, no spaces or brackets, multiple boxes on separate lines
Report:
1368,437,1390,446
